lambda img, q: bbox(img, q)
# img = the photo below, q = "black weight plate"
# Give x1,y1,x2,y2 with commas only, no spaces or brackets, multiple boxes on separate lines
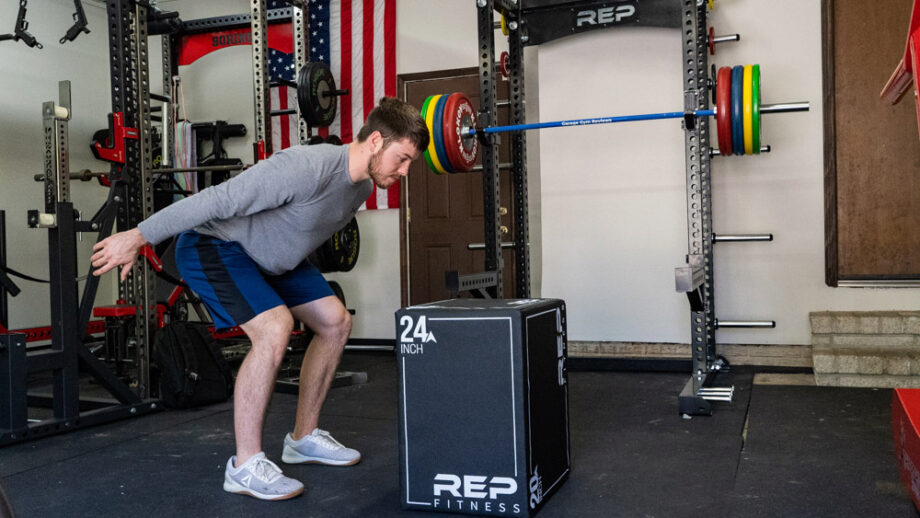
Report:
321,217,360,272
308,246,332,273
298,62,338,127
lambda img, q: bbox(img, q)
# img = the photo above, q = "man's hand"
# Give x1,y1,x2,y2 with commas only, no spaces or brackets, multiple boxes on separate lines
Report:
91,228,149,281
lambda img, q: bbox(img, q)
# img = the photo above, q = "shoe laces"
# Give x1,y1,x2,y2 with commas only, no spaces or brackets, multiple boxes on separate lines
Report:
311,429,345,451
248,457,283,483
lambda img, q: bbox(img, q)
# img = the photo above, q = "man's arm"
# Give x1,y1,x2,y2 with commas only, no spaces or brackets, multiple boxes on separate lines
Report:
136,150,311,246
91,228,149,281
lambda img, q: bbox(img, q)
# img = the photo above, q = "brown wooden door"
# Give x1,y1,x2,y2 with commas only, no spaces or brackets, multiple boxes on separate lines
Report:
399,68,514,306
824,0,920,284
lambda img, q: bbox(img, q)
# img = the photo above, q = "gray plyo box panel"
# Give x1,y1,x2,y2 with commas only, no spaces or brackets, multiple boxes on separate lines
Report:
396,299,569,517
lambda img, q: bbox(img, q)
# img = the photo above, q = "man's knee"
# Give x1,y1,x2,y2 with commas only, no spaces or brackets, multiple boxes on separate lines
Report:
245,308,294,362
318,307,351,346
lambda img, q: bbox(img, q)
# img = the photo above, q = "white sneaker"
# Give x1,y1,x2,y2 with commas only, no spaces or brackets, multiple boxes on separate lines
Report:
282,428,362,466
223,452,304,500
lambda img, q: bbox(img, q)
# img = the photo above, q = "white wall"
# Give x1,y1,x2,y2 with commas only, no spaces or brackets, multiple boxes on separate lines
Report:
539,0,920,345
0,0,115,329
5,0,915,346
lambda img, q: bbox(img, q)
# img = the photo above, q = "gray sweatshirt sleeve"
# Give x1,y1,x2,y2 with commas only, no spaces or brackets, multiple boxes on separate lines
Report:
136,150,315,245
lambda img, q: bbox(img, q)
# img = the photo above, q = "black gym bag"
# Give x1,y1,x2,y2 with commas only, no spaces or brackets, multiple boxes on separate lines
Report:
153,321,234,409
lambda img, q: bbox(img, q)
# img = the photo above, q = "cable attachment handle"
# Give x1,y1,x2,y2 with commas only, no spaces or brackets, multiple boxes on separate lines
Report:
60,0,90,44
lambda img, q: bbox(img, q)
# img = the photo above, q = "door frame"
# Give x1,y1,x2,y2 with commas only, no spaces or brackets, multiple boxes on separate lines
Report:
397,67,482,307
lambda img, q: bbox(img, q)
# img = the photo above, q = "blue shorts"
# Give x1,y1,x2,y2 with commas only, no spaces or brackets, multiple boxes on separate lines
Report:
174,230,333,330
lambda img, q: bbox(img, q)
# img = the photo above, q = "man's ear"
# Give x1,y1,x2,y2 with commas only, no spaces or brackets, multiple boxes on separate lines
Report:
370,131,384,153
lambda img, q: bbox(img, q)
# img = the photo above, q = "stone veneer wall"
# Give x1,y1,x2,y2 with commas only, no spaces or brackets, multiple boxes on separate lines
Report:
810,311,920,388
568,341,812,367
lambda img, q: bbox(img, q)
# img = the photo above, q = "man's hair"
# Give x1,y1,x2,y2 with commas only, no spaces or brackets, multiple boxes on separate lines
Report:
355,97,429,152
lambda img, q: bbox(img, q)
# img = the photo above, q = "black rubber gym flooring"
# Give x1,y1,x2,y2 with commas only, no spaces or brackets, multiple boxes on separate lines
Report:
0,354,914,517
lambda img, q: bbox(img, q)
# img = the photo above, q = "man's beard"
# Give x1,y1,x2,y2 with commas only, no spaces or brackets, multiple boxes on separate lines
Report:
367,149,391,189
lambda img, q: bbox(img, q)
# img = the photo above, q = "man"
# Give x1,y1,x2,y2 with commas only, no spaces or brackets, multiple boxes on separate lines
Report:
91,97,428,500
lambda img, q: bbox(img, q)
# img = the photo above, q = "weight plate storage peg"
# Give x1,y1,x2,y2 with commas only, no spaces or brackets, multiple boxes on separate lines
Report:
298,62,338,127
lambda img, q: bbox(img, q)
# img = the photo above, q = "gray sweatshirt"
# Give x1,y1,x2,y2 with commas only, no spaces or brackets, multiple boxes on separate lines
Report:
137,144,372,275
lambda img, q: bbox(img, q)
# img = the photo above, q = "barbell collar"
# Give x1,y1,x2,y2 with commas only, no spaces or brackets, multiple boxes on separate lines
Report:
712,233,773,242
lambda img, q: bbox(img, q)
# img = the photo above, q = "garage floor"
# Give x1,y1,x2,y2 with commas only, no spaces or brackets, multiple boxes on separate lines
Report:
0,354,913,517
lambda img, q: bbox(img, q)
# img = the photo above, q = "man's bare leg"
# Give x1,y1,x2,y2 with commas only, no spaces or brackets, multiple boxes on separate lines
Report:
234,305,294,464
289,295,351,439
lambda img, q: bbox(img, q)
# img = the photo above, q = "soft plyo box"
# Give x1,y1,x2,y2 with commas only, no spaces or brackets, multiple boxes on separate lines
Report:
396,298,570,517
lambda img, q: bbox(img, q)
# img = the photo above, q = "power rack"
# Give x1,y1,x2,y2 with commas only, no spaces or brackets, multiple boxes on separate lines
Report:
468,0,774,415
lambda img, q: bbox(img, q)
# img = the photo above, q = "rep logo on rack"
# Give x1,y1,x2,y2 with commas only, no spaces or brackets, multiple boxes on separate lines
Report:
398,315,436,355
575,4,638,27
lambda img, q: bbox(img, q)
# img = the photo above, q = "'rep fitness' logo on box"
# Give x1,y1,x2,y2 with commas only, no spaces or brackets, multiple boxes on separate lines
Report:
432,473,521,514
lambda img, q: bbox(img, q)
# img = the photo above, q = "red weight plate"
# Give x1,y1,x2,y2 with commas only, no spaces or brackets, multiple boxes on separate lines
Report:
709,27,715,55
716,66,733,155
501,51,510,78
441,93,464,172
442,93,478,172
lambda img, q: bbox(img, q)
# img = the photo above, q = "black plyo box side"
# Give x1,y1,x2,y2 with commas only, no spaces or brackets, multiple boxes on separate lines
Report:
396,298,570,517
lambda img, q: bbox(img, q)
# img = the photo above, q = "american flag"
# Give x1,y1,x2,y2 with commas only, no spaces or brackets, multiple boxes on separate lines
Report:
268,44,299,154
269,0,398,210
